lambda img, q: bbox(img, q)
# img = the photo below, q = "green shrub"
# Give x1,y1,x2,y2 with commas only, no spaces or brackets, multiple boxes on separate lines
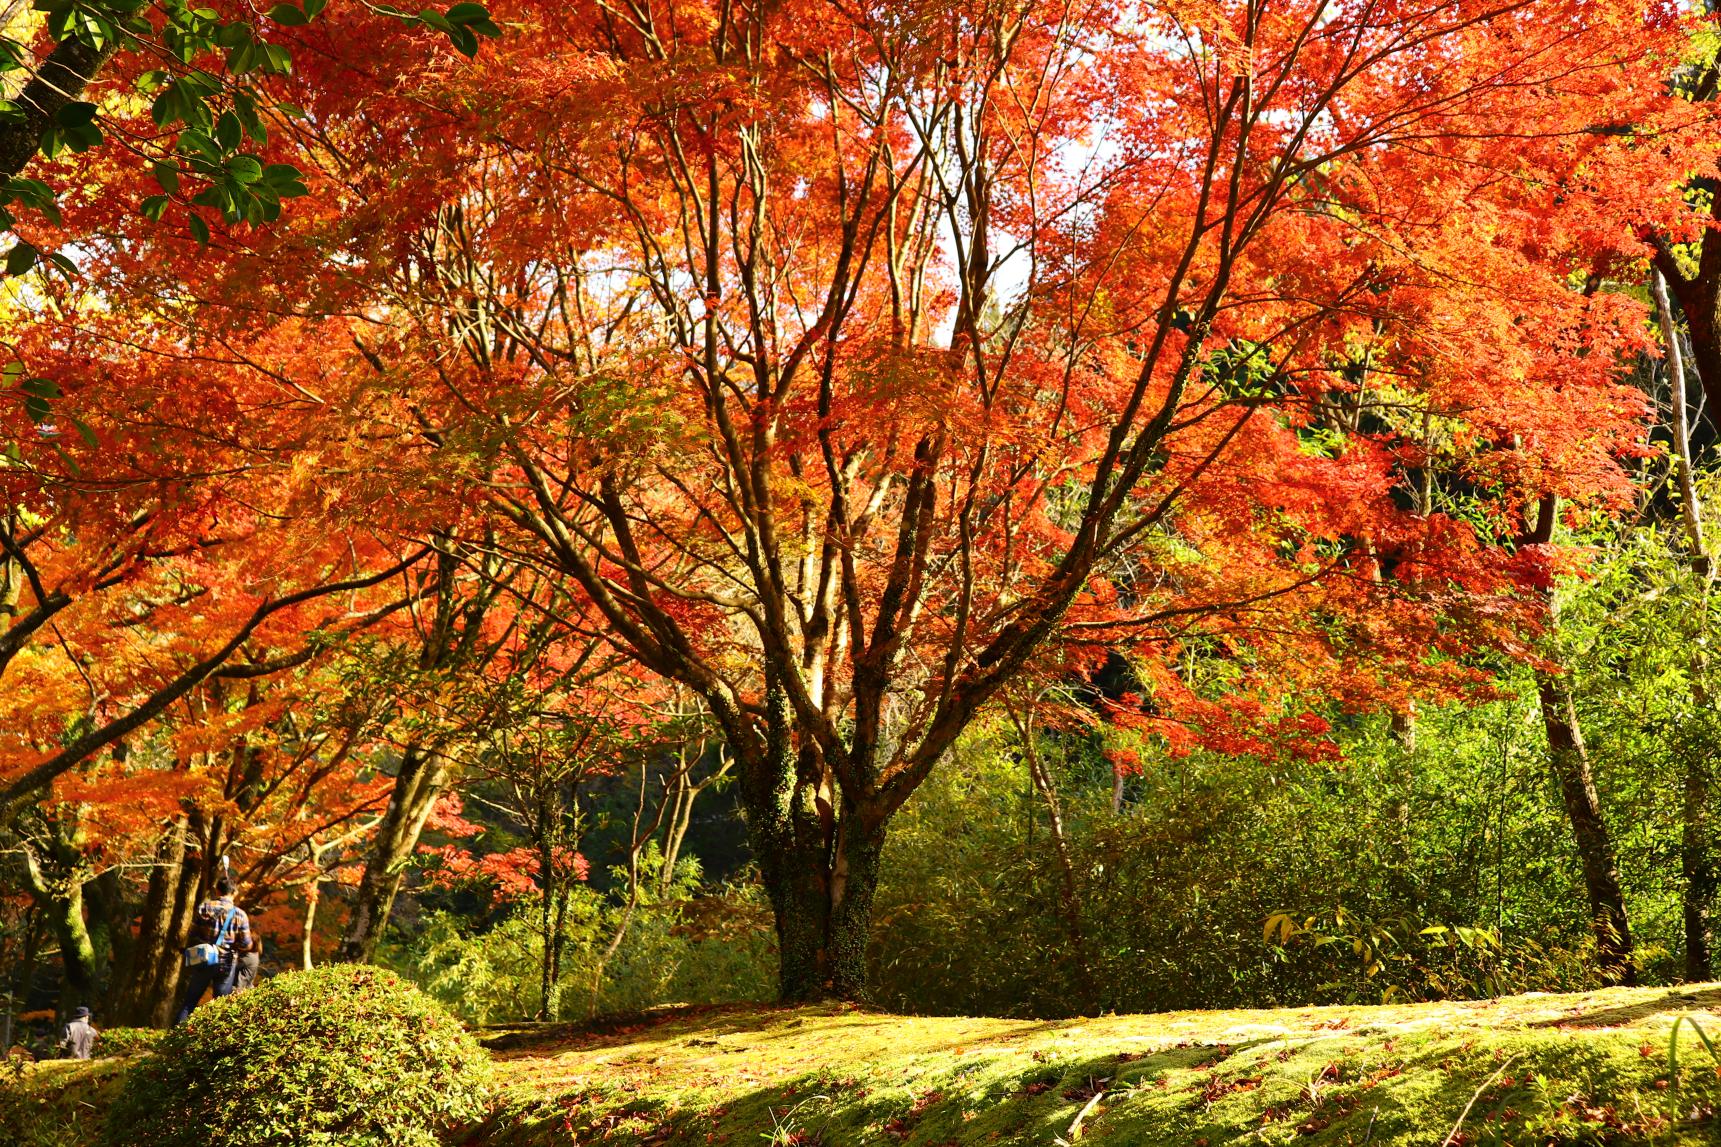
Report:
104,964,494,1147
92,1026,162,1057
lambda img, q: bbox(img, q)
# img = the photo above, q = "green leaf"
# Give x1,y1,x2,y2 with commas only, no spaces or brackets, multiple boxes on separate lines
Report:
268,3,309,24
19,377,59,399
4,242,35,275
232,90,267,144
226,155,264,184
178,130,221,163
2,362,23,386
55,101,97,129
70,417,98,448
140,194,171,221
444,2,488,22
216,110,243,151
153,160,181,194
303,0,327,17
447,23,478,57
214,21,251,48
23,395,50,423
188,214,210,246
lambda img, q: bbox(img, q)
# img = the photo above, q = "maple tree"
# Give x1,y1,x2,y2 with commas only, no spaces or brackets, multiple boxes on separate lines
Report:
333,0,1688,1000
2,0,1708,1010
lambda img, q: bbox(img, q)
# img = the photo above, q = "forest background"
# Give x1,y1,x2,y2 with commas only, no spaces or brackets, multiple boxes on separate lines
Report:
5,0,1721,1037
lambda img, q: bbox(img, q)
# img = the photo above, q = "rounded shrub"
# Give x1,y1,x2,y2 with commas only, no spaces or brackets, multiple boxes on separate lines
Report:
94,1026,164,1057
105,964,494,1147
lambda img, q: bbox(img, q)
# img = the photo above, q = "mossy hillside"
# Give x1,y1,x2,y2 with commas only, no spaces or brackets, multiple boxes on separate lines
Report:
0,1058,127,1147
8,984,1721,1146
483,985,1721,1146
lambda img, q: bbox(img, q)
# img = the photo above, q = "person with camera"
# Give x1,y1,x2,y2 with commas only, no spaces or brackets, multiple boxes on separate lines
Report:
173,876,252,1024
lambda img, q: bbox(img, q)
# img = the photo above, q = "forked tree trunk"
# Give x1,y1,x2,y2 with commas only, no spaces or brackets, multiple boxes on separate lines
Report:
334,746,447,964
735,685,889,1003
760,819,887,1002
20,844,99,1017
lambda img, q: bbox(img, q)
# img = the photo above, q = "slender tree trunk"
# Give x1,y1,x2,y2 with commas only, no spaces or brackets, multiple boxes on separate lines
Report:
1684,759,1715,981
302,876,319,971
1010,705,1085,973
1526,494,1636,984
334,746,447,964
1654,269,1717,981
1536,670,1636,983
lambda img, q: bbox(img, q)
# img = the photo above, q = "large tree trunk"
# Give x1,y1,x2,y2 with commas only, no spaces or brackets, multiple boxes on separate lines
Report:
759,818,886,1003
1536,670,1636,983
108,821,189,1025
149,839,203,1027
334,746,447,964
735,685,887,1003
20,843,99,1017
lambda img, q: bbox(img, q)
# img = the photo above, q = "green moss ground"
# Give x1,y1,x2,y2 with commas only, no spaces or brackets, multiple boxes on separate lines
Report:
0,1056,128,1147
478,986,1721,1146
10,985,1721,1144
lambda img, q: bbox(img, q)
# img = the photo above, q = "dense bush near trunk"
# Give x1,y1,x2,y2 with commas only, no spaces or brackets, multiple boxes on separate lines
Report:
91,1027,162,1057
103,964,493,1147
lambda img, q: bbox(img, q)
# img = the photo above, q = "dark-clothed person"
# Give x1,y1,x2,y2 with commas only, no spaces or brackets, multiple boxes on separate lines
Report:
59,1007,97,1059
174,878,252,1024
234,934,262,992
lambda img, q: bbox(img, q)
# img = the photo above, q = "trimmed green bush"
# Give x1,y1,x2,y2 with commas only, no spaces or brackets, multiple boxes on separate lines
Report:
92,1026,162,1057
104,964,493,1147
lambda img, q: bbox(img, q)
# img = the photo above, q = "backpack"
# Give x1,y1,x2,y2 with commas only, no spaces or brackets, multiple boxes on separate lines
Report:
183,905,238,968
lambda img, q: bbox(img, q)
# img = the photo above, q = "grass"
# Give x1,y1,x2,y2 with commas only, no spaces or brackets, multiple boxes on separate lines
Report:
10,984,1721,1145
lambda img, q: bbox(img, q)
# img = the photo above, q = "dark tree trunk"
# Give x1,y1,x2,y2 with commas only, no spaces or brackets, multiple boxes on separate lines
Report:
1524,494,1635,984
738,686,886,1003
1536,671,1636,983
0,36,117,180
109,821,191,1026
334,746,447,964
147,840,203,1027
760,818,886,1003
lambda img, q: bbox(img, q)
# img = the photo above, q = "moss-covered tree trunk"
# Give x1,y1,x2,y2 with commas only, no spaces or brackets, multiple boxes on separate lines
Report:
735,684,887,1003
